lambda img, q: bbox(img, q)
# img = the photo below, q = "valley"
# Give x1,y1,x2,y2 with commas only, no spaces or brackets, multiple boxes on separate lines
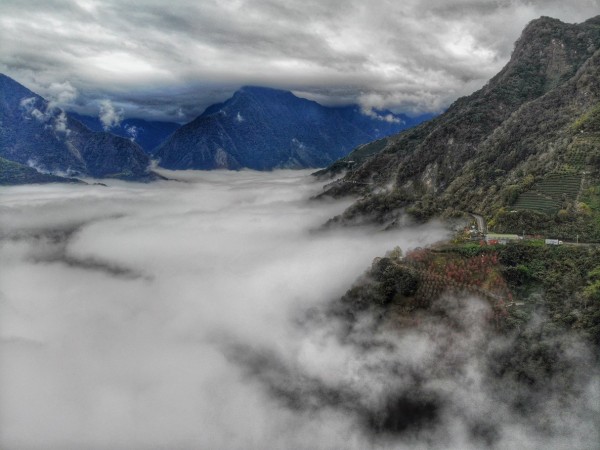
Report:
1,6,599,449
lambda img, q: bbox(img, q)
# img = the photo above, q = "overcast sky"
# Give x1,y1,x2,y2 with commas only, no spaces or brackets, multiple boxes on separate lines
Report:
1,0,598,122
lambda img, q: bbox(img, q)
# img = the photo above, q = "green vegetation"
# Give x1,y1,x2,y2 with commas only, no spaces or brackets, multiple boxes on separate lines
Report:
321,18,600,435
346,138,389,161
314,138,392,179
512,174,581,214
320,17,600,242
330,239,600,441
499,243,600,346
332,240,600,429
572,103,600,133
513,191,561,214
0,157,81,185
337,242,600,347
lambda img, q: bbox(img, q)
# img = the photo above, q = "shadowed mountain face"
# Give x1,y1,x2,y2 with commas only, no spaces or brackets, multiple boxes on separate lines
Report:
69,113,180,154
0,156,83,185
154,86,433,170
319,16,600,236
0,74,155,181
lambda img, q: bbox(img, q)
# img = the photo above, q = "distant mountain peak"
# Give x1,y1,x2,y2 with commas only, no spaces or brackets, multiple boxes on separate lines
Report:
238,85,286,94
156,86,432,170
0,73,158,181
67,112,180,154
234,85,304,102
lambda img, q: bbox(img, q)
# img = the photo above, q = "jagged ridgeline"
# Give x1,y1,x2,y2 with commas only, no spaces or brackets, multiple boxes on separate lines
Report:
154,86,431,170
319,16,600,241
0,74,161,182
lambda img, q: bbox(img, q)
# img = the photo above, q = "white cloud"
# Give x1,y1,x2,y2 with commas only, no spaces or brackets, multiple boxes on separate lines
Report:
1,0,598,121
19,96,37,110
19,96,48,122
45,81,78,108
0,171,600,450
0,170,448,448
0,170,598,448
125,124,138,141
53,111,70,136
360,107,403,124
19,95,72,136
98,99,123,130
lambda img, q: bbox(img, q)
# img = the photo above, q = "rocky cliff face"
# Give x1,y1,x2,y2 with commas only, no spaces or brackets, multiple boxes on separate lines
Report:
155,86,432,170
0,74,156,181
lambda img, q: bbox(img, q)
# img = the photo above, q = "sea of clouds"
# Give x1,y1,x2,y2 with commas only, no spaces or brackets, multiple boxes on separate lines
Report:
2,170,599,449
0,170,452,449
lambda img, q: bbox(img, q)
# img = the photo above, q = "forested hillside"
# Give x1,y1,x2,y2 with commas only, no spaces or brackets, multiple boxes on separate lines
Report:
319,16,600,241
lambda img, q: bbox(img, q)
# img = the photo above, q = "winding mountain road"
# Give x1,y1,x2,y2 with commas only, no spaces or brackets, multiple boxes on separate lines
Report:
470,213,487,234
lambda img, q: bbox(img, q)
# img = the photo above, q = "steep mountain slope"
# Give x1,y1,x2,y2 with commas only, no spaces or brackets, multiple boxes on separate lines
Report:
0,156,82,185
155,86,431,170
320,16,600,240
69,112,180,154
0,74,156,181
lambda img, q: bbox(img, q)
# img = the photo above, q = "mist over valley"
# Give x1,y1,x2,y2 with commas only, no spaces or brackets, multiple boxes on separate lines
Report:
2,171,598,449
0,171,448,448
2,2,600,448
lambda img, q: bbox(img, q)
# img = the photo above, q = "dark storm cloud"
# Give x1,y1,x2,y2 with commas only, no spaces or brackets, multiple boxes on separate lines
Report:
1,0,598,121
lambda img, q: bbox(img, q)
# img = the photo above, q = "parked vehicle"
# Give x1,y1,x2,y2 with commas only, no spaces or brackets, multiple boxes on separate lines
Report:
545,239,563,245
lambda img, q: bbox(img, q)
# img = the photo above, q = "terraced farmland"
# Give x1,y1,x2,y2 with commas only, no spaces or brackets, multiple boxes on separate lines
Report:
536,174,581,199
513,191,561,214
513,174,582,214
563,134,600,170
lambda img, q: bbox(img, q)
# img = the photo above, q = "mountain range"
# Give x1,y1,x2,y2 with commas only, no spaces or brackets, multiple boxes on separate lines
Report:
0,74,158,181
68,112,180,155
0,76,432,183
154,86,431,170
3,14,599,192
320,15,600,241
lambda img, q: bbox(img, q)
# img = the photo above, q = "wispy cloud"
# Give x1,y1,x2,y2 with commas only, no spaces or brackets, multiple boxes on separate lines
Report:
19,96,72,136
125,124,138,141
45,81,78,109
360,106,403,124
98,99,123,130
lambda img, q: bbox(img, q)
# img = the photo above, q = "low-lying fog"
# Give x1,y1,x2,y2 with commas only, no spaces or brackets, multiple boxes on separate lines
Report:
0,170,450,449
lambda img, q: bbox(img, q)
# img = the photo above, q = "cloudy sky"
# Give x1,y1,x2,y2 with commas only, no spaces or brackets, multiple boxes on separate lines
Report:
0,0,599,122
